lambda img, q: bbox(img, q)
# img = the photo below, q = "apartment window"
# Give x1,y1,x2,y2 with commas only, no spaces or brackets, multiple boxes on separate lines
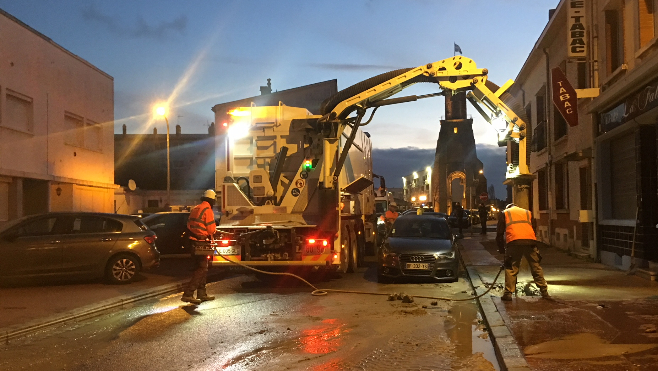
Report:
536,89,546,125
0,181,8,222
577,62,587,89
554,106,568,140
537,168,548,211
5,90,33,133
605,9,624,73
64,113,84,147
610,133,637,219
555,162,569,210
579,165,592,210
85,120,102,152
639,0,655,48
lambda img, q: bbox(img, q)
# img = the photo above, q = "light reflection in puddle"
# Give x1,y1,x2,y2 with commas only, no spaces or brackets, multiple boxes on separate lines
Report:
299,318,349,355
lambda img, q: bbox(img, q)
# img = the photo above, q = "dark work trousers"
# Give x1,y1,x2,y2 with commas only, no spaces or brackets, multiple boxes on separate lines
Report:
185,254,209,293
480,219,487,234
504,243,548,295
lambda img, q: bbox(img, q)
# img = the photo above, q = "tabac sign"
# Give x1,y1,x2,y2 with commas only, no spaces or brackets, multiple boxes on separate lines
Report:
552,67,578,127
568,0,587,58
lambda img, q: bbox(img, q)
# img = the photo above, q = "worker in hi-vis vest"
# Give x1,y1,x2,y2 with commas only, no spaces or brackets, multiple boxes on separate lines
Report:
496,203,550,301
181,189,217,304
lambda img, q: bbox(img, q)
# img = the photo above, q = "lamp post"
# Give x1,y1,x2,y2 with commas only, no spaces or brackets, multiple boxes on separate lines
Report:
156,106,171,208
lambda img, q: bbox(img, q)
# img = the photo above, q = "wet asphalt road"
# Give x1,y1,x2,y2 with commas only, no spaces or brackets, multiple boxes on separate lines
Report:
0,263,499,371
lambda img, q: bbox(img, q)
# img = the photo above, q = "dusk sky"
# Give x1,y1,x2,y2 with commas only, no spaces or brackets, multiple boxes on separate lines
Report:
1,0,560,190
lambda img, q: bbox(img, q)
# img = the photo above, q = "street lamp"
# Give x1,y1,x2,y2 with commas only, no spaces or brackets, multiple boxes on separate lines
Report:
155,105,171,208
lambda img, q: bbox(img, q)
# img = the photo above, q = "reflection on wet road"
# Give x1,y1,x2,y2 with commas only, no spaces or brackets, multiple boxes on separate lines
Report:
0,268,500,371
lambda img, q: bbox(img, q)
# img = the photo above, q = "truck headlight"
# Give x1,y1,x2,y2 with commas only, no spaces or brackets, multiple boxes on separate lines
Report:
377,219,385,225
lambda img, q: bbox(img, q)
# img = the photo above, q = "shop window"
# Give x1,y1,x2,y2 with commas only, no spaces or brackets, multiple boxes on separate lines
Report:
639,0,655,48
5,90,33,133
555,162,568,210
610,133,637,219
537,168,548,211
605,9,624,74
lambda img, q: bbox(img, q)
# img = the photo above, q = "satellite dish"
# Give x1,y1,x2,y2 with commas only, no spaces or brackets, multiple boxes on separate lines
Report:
128,179,136,191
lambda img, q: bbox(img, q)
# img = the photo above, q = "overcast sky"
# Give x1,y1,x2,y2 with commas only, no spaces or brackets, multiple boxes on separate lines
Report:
1,0,559,190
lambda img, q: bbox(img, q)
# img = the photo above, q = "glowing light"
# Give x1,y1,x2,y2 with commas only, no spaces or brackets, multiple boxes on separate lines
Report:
411,197,417,202
426,167,432,173
413,172,418,179
323,240,328,246
228,108,250,117
221,240,229,245
454,127,458,133
155,106,167,117
227,121,250,140
479,169,484,174
419,195,427,201
308,239,316,244
222,122,228,127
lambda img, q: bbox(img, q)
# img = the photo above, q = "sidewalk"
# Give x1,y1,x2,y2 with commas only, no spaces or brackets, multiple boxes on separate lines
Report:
0,256,225,342
461,232,658,371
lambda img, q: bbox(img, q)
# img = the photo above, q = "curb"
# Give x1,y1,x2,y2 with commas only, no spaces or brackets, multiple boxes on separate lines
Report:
2,270,224,343
463,264,531,371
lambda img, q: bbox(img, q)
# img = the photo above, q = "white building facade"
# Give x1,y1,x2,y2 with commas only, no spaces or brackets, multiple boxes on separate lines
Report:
0,10,115,227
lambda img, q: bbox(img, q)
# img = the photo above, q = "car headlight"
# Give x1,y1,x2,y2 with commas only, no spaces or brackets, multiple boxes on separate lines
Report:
434,251,455,259
377,219,385,225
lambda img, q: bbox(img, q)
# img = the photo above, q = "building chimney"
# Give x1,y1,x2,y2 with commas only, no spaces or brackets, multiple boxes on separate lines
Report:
208,122,215,136
260,78,272,95
176,124,181,135
549,8,556,20
122,124,126,135
153,127,157,135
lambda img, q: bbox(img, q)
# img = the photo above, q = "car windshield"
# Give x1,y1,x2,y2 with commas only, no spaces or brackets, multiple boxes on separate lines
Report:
390,218,451,239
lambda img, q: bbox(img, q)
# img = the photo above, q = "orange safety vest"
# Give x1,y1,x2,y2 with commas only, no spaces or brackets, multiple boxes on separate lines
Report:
188,201,216,241
380,210,399,223
504,206,536,243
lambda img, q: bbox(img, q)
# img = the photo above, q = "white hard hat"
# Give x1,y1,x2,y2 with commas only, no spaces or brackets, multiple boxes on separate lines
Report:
506,203,516,209
203,189,217,199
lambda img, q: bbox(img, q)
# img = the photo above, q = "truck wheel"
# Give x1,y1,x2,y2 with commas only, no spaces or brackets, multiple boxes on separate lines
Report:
337,231,350,274
347,229,358,273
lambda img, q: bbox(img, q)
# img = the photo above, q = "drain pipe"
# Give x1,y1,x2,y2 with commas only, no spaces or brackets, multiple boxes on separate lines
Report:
543,47,554,248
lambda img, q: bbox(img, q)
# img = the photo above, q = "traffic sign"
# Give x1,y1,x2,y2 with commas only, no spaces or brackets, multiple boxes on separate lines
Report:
479,192,488,202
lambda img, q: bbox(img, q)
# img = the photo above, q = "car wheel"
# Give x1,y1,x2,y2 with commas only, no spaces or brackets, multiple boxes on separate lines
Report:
106,254,140,284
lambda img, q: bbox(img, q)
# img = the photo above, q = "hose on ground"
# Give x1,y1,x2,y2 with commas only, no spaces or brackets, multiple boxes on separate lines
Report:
210,244,505,302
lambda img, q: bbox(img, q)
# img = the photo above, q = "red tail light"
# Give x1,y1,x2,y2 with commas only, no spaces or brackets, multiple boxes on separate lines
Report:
221,240,230,245
306,239,328,246
144,235,157,245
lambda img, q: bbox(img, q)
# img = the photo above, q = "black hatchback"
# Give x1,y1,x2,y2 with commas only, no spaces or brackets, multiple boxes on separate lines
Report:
141,212,191,254
0,212,160,284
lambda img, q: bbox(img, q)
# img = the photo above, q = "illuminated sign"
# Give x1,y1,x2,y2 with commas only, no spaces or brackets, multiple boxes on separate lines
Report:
551,67,578,127
567,0,587,58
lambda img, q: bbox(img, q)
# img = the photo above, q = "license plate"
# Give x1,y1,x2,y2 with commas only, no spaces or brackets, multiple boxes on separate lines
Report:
304,246,325,255
405,263,429,270
216,247,239,255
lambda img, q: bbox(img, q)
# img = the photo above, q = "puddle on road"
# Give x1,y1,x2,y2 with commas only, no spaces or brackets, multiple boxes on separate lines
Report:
446,302,500,371
118,307,192,341
299,318,350,355
525,332,658,359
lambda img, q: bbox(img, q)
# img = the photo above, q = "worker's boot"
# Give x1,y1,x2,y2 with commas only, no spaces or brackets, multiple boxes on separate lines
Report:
501,292,513,301
181,291,202,304
196,288,215,302
540,288,551,300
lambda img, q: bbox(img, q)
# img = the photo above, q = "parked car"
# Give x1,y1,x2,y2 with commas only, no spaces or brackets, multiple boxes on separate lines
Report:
0,212,160,284
378,214,459,283
448,209,472,228
141,212,191,254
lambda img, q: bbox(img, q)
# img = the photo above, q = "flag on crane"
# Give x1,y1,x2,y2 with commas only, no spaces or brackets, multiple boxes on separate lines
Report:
454,43,462,55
